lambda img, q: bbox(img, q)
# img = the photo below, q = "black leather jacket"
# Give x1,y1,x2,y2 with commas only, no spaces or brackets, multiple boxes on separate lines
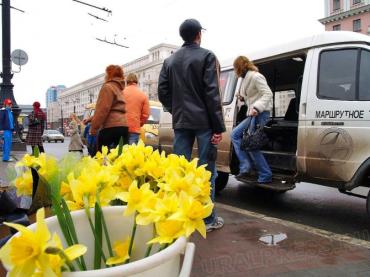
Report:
158,42,225,134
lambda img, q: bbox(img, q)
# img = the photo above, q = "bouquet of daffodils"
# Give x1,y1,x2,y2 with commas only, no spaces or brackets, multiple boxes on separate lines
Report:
0,141,213,276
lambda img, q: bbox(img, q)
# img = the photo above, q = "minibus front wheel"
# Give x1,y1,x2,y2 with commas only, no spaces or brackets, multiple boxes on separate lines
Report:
215,172,229,193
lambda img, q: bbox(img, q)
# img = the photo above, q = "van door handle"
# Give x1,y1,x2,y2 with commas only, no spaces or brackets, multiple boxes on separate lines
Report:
301,103,306,116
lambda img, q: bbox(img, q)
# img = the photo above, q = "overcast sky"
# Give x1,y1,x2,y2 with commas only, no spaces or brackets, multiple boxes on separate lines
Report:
3,0,324,106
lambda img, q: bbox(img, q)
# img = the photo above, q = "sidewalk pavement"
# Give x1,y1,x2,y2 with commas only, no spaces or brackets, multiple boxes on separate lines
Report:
191,204,370,277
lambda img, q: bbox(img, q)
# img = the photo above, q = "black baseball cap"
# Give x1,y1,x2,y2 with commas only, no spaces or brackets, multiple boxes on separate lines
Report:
179,19,205,42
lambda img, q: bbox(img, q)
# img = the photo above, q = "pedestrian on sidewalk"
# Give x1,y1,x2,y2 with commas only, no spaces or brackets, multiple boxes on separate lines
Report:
90,65,129,151
83,122,97,156
26,101,46,154
0,99,15,162
123,73,150,145
158,18,226,232
68,113,84,154
231,56,273,184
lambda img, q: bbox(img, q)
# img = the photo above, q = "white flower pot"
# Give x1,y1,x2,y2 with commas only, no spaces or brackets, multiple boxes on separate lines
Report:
26,206,195,277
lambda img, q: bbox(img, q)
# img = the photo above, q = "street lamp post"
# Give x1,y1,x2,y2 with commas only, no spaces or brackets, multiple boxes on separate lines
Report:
0,0,25,150
60,104,64,135
73,97,80,116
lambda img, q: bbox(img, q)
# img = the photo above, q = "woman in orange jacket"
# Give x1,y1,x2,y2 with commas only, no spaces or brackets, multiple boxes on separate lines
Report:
123,73,149,144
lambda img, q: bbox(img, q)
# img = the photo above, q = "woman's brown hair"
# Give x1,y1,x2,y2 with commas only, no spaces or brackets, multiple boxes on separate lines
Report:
233,56,258,77
105,65,125,82
126,73,138,85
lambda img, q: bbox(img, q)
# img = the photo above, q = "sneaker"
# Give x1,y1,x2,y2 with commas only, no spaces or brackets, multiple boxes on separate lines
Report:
2,158,14,162
206,216,224,232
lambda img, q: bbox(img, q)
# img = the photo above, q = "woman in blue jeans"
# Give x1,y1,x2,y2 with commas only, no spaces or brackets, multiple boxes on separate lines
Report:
231,56,273,184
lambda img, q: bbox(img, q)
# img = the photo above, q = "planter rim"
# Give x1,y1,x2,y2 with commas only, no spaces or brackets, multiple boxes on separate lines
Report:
12,206,188,276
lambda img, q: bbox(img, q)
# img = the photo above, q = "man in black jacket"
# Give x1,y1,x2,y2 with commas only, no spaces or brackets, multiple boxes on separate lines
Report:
158,18,226,232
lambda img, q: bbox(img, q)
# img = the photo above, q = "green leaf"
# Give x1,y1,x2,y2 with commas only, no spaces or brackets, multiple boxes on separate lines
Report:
83,197,107,266
97,202,113,257
126,212,137,264
51,196,73,247
94,202,103,269
33,146,40,157
61,198,87,270
118,137,123,156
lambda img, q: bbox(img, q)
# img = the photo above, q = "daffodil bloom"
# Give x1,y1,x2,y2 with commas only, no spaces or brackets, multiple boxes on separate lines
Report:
65,172,97,211
0,208,51,276
44,234,87,276
15,154,37,168
95,146,110,165
107,147,119,162
136,193,179,226
14,169,33,196
169,192,213,238
106,237,130,265
148,220,185,244
116,182,156,216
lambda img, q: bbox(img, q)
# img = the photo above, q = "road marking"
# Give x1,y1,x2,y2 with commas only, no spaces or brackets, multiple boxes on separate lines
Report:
216,202,370,249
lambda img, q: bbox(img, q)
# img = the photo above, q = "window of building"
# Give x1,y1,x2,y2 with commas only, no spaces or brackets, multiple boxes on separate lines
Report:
333,0,340,10
359,50,370,100
353,19,361,32
318,49,357,100
353,0,362,4
333,24,341,31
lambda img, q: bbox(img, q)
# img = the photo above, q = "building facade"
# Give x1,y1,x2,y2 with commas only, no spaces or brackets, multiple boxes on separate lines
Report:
53,43,178,129
46,85,65,106
319,0,370,35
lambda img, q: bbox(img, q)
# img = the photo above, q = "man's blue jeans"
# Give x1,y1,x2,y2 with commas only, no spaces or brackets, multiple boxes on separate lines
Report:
2,130,12,161
231,111,272,183
129,133,140,145
173,129,217,225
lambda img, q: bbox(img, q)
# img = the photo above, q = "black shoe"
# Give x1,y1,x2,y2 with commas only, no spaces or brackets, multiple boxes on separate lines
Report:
236,172,250,179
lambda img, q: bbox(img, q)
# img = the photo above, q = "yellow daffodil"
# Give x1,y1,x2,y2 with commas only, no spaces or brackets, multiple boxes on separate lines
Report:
15,154,37,168
116,182,155,216
0,208,51,276
136,193,179,226
106,237,130,265
169,192,213,238
95,146,109,165
148,220,185,244
14,169,33,196
44,234,87,276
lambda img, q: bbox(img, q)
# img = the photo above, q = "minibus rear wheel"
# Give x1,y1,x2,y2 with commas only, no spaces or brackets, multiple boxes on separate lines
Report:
215,172,229,193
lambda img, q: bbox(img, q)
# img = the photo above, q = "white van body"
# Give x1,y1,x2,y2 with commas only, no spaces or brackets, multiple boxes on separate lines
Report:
159,31,370,202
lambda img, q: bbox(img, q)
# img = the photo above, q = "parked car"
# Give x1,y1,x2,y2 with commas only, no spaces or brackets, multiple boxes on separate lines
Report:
42,129,64,143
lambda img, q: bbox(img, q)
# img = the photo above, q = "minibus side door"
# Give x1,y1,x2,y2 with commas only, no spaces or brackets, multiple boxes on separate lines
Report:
303,45,370,183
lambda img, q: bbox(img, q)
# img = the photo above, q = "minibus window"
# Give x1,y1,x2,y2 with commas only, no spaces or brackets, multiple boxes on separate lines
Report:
220,70,237,104
359,50,370,100
274,90,296,117
318,49,357,101
147,107,160,124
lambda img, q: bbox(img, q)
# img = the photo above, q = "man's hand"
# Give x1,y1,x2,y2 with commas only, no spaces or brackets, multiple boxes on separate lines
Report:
211,133,222,145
